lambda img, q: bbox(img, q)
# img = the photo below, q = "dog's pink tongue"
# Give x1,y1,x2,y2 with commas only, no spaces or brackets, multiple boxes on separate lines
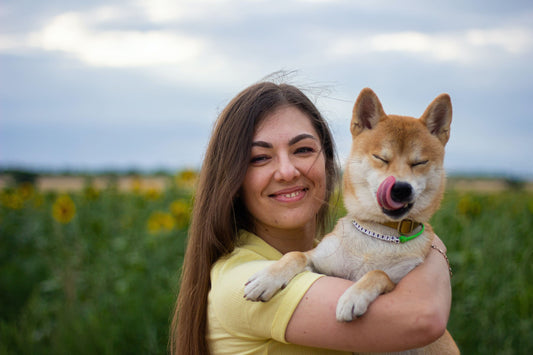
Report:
377,176,404,210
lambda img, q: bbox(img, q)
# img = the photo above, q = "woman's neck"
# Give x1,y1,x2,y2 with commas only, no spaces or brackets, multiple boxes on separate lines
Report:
253,223,316,254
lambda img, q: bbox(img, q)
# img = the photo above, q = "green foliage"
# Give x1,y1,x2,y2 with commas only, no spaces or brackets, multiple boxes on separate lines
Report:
431,190,533,354
1,174,532,354
0,177,191,355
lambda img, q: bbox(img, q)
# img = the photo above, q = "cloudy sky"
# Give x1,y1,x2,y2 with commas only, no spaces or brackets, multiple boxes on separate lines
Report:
1,0,532,178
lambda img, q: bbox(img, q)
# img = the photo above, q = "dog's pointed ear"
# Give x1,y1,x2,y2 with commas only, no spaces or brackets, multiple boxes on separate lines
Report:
421,94,453,146
351,88,386,137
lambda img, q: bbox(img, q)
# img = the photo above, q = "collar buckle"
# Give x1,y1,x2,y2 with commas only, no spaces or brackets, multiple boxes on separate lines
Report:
397,219,418,235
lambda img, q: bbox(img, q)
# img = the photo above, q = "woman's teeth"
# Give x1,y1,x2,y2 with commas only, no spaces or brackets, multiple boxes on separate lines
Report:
281,191,301,198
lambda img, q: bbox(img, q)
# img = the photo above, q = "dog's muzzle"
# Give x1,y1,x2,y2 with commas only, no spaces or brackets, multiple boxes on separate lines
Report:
377,176,414,218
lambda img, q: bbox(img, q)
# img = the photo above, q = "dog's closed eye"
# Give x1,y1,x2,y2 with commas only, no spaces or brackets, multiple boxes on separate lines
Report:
373,154,389,164
411,160,429,167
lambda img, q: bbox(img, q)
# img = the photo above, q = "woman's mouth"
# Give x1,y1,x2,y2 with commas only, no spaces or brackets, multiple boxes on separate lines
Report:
269,188,308,202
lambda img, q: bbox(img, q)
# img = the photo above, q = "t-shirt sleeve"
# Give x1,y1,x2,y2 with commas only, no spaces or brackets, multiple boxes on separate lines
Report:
210,258,324,343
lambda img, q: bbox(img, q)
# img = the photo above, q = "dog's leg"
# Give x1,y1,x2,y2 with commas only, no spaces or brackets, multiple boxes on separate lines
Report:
244,251,311,302
336,270,395,322
418,330,460,354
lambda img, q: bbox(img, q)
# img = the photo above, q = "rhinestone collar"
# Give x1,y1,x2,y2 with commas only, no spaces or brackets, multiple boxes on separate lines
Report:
351,220,425,244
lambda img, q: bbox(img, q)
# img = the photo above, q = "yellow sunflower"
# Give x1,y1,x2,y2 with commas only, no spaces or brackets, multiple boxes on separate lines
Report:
175,169,198,190
130,176,142,193
52,194,76,224
1,190,24,210
145,188,162,201
170,199,191,229
147,211,175,234
457,194,482,218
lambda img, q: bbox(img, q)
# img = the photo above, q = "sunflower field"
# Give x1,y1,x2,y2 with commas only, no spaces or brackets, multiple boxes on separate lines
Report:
1,172,532,354
0,171,194,354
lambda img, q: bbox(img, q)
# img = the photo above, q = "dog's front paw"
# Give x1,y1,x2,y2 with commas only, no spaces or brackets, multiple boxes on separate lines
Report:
243,269,288,302
335,286,375,322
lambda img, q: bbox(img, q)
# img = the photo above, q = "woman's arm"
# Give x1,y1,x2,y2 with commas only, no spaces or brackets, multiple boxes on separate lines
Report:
285,236,452,353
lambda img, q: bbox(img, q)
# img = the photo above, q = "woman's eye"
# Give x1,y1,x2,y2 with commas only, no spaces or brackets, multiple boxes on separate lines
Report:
250,155,269,164
373,154,389,164
295,146,316,154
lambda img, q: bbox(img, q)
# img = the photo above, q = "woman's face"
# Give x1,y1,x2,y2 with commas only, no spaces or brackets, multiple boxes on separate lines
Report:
241,105,327,234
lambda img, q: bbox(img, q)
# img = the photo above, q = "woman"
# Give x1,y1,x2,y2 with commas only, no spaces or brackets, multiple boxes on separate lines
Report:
170,81,452,354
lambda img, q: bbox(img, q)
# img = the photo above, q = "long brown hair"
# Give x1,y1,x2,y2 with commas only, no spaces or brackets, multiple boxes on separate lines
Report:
169,81,339,355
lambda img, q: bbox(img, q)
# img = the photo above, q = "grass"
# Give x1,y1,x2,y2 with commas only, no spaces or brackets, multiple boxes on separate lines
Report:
1,174,532,354
0,178,191,354
431,190,533,354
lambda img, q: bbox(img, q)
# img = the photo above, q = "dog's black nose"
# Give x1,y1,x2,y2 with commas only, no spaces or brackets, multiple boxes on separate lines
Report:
391,182,413,203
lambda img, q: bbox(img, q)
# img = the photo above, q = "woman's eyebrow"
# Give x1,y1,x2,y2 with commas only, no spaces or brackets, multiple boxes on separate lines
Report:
289,133,317,146
251,133,317,149
251,141,272,148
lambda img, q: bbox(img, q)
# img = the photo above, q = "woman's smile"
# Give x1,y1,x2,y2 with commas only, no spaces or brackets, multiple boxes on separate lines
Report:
269,187,309,202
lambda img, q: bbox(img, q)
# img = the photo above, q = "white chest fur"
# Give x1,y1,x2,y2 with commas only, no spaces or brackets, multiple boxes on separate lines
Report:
310,218,429,284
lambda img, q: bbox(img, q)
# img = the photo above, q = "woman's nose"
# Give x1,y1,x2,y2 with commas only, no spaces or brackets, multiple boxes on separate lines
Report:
274,155,300,181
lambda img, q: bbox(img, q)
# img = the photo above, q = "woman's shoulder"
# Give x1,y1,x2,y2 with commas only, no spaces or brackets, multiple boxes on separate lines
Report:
211,230,279,289
235,229,283,259
210,229,325,317
208,230,328,345
208,230,284,340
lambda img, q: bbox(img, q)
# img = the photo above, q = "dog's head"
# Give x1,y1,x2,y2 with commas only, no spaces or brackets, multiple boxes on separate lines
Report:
343,88,452,223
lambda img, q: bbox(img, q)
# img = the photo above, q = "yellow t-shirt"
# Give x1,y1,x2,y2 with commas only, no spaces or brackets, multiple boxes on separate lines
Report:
207,230,351,355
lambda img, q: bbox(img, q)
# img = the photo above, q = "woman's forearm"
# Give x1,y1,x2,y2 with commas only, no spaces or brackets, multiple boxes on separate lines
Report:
286,236,452,352
381,236,452,341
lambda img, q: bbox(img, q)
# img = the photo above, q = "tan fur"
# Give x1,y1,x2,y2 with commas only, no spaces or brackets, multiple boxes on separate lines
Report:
244,88,459,354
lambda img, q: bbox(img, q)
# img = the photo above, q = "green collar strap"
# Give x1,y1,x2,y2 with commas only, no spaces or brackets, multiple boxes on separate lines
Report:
352,220,425,244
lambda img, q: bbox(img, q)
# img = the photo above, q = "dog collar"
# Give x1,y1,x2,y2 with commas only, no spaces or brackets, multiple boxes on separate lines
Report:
381,219,422,235
352,219,425,244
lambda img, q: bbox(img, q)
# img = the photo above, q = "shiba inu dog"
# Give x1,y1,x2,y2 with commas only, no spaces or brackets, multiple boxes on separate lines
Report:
244,88,459,354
